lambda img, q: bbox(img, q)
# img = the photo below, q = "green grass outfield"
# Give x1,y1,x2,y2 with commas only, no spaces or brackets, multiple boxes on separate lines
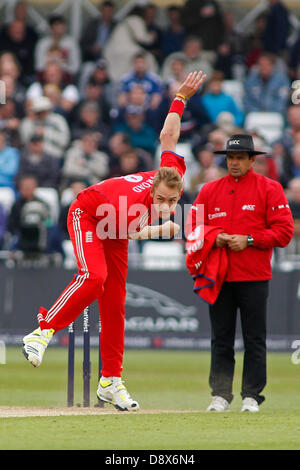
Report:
0,347,299,450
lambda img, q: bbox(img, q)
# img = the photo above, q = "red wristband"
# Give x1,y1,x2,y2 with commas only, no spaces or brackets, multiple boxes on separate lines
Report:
168,99,185,117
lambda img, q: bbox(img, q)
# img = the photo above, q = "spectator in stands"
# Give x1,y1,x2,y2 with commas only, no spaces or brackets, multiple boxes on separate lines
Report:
143,3,163,65
281,143,300,188
78,77,111,125
34,14,81,78
201,71,244,127
216,10,246,80
181,0,224,51
190,145,226,194
71,101,110,146
271,105,300,185
0,19,36,85
0,99,22,148
201,166,227,189
262,0,290,55
152,79,211,139
0,52,21,81
43,83,65,118
288,34,300,79
271,141,287,183
216,111,240,137
104,6,158,81
108,132,131,159
204,128,228,166
252,152,279,180
44,44,66,67
161,37,213,83
0,53,26,110
108,130,153,175
164,57,188,86
244,14,267,70
20,96,70,161
26,61,80,116
109,148,147,178
283,105,300,145
79,58,117,109
13,0,40,40
120,84,148,111
7,174,51,256
17,134,60,188
113,84,154,130
118,52,163,110
81,0,116,62
0,73,25,118
161,5,186,61
276,106,300,159
59,180,88,240
62,131,109,187
0,130,19,190
214,42,235,81
287,177,300,238
113,105,157,156
244,53,290,115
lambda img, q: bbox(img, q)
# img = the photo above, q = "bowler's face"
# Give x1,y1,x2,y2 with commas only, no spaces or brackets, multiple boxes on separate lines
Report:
226,152,255,178
151,182,180,219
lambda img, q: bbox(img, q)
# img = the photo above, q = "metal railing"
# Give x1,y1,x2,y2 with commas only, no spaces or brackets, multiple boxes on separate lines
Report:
1,0,300,41
1,241,300,271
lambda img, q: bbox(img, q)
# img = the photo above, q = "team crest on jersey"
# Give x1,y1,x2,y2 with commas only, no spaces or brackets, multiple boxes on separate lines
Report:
85,231,93,243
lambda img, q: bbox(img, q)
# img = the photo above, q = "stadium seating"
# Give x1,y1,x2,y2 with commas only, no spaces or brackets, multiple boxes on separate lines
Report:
0,187,16,213
62,239,77,269
222,79,245,110
35,187,60,223
60,188,75,207
244,112,284,144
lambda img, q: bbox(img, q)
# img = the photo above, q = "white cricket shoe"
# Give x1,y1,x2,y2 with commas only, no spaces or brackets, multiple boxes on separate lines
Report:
206,396,230,412
97,377,140,411
22,327,54,367
241,397,259,412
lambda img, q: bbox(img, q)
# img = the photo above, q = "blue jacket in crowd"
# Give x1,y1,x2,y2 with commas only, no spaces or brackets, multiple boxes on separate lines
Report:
0,146,19,189
201,92,244,127
244,70,290,115
120,71,163,101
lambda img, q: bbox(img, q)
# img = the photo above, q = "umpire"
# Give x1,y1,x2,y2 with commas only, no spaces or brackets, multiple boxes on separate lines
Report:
190,134,294,412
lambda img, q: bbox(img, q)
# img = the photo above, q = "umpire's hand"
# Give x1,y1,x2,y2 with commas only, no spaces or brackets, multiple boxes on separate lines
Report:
215,232,232,248
227,234,248,251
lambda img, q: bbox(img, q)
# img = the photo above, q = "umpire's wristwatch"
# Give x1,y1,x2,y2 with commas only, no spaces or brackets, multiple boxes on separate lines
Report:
247,235,254,246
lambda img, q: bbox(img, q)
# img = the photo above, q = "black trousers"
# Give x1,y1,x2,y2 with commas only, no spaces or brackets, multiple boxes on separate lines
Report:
208,281,269,405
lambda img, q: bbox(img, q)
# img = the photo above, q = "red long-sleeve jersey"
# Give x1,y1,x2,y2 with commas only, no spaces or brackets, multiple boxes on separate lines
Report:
186,168,294,281
77,151,186,238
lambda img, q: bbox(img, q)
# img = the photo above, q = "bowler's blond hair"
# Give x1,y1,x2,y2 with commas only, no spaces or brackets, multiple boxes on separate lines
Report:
152,167,183,194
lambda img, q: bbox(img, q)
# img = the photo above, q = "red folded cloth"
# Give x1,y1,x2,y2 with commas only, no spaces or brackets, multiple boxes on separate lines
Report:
186,225,228,305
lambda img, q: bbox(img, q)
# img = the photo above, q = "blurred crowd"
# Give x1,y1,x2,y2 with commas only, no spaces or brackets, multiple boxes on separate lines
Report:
0,0,300,262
